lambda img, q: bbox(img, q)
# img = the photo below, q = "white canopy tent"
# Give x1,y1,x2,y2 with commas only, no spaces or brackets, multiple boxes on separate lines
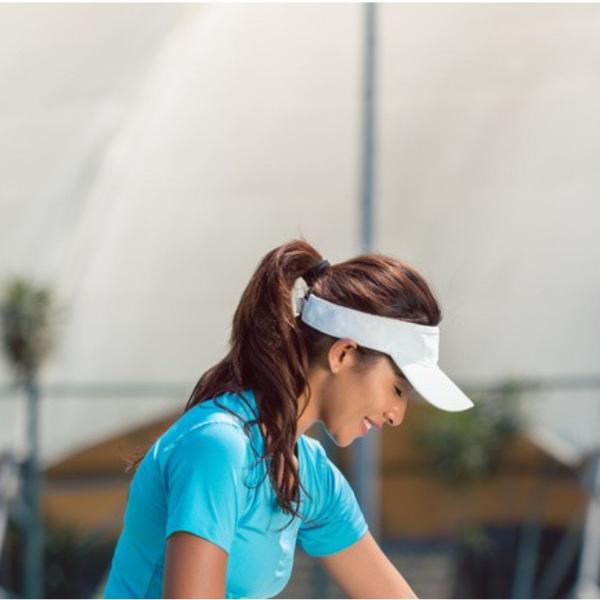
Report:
0,9,599,584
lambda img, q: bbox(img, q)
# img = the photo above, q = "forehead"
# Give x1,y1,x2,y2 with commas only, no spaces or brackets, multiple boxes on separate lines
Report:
388,359,408,381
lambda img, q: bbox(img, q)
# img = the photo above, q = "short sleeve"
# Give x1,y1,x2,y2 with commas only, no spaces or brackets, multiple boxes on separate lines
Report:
164,422,249,554
297,441,369,557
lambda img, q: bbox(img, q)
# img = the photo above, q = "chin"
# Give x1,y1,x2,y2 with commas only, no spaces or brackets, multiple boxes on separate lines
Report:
323,427,356,449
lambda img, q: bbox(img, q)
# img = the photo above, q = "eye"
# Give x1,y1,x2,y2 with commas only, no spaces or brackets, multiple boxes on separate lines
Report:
394,386,403,397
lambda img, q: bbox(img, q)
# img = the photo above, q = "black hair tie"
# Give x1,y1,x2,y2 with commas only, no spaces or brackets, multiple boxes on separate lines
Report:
301,259,330,286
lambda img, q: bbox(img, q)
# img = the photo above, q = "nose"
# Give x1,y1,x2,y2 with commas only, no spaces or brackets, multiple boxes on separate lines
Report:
384,403,408,427
384,413,400,427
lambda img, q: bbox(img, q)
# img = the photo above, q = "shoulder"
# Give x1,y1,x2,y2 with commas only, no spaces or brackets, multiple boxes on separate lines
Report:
300,434,354,500
158,417,251,475
300,434,329,467
184,419,249,450
176,419,249,457
300,433,325,452
299,434,340,493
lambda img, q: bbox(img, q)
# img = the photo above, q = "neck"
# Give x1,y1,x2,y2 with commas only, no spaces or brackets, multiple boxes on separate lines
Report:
253,370,324,445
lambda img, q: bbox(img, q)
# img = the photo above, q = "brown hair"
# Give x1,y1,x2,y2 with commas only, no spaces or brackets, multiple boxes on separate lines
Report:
126,238,442,527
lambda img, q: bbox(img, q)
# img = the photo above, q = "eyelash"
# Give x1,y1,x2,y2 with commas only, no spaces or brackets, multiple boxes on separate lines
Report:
394,386,403,397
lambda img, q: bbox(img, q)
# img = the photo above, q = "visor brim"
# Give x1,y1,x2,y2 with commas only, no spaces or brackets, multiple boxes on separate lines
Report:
393,358,474,412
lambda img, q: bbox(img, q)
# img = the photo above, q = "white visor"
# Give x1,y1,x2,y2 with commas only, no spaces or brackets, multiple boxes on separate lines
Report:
299,293,474,412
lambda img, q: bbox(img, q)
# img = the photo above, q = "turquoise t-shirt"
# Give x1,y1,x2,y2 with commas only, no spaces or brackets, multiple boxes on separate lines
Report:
103,389,369,598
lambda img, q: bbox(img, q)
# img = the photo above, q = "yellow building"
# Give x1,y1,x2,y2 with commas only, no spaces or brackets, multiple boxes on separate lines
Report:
43,400,586,538
39,399,588,598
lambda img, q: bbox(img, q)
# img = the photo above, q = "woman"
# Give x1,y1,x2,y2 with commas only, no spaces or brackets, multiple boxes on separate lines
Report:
103,239,474,599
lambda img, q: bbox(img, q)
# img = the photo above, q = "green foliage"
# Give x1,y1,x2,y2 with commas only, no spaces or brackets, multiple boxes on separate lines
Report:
413,379,524,486
458,523,493,553
0,276,65,380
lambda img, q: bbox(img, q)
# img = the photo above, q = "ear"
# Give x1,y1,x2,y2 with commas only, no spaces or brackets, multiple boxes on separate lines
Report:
327,338,359,373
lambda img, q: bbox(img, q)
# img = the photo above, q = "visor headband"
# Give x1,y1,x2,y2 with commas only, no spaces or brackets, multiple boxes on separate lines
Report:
299,294,439,367
295,287,473,412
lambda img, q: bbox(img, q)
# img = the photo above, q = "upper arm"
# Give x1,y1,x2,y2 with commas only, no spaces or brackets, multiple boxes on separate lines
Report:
161,422,249,597
164,422,249,552
163,531,227,598
318,530,418,599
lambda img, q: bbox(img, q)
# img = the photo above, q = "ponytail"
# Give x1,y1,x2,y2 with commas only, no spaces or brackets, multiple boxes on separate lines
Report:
127,237,442,530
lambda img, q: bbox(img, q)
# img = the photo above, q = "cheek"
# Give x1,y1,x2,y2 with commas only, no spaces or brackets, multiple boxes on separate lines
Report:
321,392,361,435
320,371,376,429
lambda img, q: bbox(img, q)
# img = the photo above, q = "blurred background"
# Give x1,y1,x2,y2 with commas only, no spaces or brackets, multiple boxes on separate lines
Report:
1,3,599,598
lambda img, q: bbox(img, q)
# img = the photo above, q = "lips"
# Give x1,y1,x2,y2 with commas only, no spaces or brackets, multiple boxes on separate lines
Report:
365,417,382,431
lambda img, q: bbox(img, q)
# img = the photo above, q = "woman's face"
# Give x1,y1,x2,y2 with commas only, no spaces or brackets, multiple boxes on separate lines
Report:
317,339,414,447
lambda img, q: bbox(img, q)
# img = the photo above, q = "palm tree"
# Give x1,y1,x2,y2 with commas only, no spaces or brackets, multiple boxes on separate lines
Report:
0,276,63,598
